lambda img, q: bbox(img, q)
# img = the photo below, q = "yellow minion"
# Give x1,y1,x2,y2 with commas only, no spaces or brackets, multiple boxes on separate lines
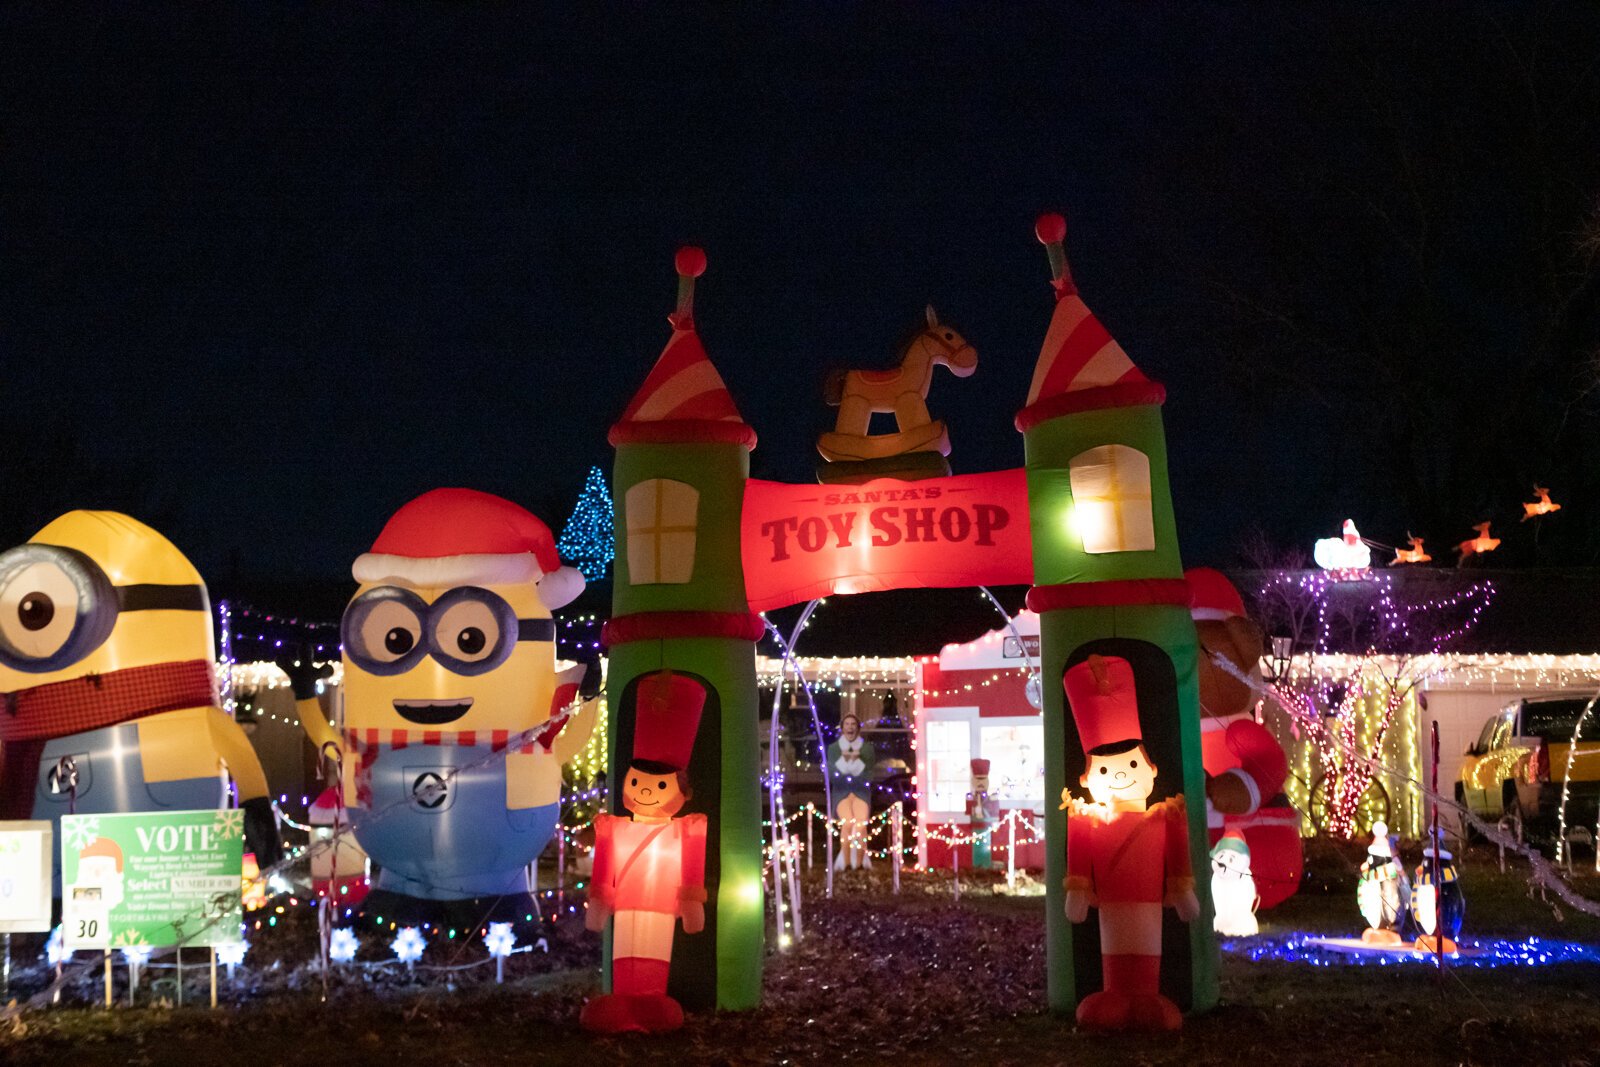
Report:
306,488,596,919
0,511,280,869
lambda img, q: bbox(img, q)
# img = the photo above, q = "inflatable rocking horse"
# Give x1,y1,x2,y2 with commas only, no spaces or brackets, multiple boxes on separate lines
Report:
817,305,976,483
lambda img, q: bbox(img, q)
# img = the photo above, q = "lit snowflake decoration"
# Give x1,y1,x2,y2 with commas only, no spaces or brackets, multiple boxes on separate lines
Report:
45,925,67,965
120,944,153,968
328,927,359,963
390,926,425,964
215,940,248,967
212,808,245,840
483,922,516,958
63,816,101,852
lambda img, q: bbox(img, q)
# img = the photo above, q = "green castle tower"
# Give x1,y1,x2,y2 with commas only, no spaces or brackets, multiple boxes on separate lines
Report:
603,246,765,1012
1017,213,1218,1017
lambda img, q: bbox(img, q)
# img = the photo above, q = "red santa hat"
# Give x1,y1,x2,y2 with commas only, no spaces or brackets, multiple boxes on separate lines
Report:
631,671,706,772
1186,566,1246,622
352,488,585,610
1064,654,1142,753
79,836,124,872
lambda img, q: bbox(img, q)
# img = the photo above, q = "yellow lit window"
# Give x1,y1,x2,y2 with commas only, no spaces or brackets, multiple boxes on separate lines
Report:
625,479,699,584
1068,445,1154,553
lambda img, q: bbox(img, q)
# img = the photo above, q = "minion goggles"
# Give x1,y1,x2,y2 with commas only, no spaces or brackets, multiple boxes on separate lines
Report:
342,585,555,678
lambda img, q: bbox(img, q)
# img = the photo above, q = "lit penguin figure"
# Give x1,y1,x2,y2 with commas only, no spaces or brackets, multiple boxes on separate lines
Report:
1410,828,1464,955
1210,830,1259,937
314,489,596,926
1356,820,1405,945
0,512,281,885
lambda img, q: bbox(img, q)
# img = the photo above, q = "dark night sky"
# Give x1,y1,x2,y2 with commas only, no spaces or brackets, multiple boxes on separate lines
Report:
4,4,1598,596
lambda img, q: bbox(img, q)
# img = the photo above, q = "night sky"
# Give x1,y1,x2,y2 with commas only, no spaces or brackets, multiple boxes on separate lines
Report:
5,4,1598,599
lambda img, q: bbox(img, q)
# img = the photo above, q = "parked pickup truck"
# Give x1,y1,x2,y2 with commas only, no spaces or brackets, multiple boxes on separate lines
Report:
1457,696,1600,836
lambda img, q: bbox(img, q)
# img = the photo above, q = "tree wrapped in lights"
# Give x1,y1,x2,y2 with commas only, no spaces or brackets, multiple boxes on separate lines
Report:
1252,569,1494,840
557,466,616,582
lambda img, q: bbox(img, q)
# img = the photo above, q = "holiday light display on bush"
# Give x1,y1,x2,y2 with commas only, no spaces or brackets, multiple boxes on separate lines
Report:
1253,569,1493,839
1187,568,1301,910
582,671,709,1034
558,466,617,581
301,488,598,925
0,511,282,884
1061,655,1199,1032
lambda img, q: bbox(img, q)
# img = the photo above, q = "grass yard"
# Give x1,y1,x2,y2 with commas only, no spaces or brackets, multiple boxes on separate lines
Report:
4,839,1599,1066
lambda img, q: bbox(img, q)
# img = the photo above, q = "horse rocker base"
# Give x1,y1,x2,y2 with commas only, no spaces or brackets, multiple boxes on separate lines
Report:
818,420,950,463
816,449,951,485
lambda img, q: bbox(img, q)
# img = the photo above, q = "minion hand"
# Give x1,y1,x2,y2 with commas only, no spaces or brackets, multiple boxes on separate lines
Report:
241,796,284,867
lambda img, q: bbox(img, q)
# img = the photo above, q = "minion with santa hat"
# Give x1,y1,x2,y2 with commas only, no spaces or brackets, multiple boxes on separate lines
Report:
307,488,596,926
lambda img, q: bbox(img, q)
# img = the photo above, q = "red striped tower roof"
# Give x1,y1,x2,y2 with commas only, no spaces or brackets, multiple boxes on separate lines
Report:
609,246,758,449
1015,212,1166,433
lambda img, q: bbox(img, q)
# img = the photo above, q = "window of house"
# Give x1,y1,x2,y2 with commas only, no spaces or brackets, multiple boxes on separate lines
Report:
1068,444,1155,553
625,479,699,584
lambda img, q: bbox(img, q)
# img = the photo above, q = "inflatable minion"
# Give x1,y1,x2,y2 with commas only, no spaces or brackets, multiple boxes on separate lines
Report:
0,512,281,886
312,489,596,925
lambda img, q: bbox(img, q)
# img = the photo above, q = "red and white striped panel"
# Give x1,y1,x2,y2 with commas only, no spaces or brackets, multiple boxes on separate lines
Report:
1024,293,1147,406
617,328,746,425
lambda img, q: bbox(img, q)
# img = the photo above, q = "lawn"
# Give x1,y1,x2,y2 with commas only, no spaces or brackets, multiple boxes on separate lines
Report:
4,840,1599,1067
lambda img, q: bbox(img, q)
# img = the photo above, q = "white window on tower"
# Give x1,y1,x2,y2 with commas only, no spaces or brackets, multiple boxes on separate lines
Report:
1067,444,1155,553
625,479,699,584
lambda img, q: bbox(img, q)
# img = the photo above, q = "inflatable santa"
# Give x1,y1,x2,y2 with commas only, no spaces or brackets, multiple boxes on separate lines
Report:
1186,568,1303,910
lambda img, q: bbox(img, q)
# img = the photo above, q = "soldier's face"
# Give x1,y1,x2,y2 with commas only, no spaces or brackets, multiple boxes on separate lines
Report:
1081,746,1157,807
622,764,687,818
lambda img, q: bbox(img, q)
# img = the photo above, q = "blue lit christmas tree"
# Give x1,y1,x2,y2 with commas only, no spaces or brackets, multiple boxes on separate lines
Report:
557,465,615,581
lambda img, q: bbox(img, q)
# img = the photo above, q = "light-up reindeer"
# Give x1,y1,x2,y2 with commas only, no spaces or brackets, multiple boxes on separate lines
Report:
1390,535,1431,565
1455,522,1500,564
819,306,976,463
582,671,708,1035
1522,486,1561,521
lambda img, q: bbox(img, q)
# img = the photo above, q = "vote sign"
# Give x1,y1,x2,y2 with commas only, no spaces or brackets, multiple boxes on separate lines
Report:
61,809,244,950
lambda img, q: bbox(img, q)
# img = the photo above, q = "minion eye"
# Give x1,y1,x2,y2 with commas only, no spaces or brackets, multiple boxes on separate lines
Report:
434,598,502,664
356,598,424,665
0,559,83,660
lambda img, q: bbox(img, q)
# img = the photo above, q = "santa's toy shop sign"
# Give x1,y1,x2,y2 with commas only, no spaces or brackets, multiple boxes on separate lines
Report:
742,469,1034,611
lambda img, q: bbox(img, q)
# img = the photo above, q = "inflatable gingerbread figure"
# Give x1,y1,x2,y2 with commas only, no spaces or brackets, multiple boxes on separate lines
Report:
1062,654,1199,1032
1186,567,1302,910
582,671,709,1034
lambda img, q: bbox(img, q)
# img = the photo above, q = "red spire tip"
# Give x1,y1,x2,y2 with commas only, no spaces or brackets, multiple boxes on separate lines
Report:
675,246,707,278
1034,212,1066,246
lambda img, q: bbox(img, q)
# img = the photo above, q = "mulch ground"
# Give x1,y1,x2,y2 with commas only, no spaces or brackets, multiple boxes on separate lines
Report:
5,841,1600,1066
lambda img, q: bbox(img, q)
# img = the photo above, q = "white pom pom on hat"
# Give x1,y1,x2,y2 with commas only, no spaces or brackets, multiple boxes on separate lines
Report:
352,488,586,610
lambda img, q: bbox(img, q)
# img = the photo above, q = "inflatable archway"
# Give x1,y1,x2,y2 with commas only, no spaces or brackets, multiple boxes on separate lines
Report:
598,217,1219,1030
